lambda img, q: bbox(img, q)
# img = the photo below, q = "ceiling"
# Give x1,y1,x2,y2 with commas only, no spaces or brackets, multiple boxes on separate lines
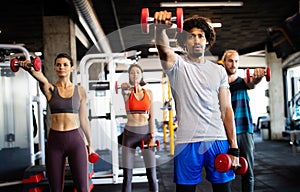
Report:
0,0,299,61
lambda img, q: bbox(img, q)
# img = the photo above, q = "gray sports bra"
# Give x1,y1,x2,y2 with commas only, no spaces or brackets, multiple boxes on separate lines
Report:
48,85,80,114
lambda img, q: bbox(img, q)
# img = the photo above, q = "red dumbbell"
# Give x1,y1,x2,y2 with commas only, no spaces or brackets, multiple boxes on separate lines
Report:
140,139,160,151
141,8,183,34
115,80,137,94
10,57,42,72
132,80,137,93
246,67,271,83
214,153,248,175
88,152,99,163
115,81,120,94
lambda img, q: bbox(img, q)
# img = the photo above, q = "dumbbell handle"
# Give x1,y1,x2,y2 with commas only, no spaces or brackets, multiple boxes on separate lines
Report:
141,139,160,150
13,61,33,67
141,143,159,149
247,70,268,76
146,16,177,23
116,80,137,94
122,85,136,91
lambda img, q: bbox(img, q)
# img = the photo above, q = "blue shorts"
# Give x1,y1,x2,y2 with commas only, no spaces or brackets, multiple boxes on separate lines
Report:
173,140,235,185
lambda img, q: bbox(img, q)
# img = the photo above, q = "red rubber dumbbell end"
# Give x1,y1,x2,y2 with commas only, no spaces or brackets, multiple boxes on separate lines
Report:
10,58,19,72
115,81,119,94
155,140,160,151
246,68,251,83
133,80,137,93
32,57,42,71
89,153,99,163
235,156,248,175
266,67,271,82
214,154,232,172
176,8,183,32
141,8,150,34
141,140,145,151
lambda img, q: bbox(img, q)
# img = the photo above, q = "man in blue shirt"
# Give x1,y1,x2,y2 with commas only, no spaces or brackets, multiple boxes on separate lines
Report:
222,50,265,192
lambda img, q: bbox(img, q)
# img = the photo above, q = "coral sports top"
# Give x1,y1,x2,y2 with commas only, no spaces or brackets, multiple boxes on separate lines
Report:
125,89,151,114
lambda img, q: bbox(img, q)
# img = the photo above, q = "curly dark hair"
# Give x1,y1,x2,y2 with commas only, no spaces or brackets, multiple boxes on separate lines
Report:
177,15,216,49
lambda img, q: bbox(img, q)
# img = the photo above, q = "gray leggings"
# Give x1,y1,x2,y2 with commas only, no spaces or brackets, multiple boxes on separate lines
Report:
121,125,158,192
237,132,254,192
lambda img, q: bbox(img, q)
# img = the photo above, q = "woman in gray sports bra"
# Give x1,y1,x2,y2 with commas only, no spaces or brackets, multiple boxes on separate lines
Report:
19,53,95,192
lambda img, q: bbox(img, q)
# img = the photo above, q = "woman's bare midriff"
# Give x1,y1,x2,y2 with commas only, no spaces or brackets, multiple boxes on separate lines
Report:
126,113,149,126
51,113,80,131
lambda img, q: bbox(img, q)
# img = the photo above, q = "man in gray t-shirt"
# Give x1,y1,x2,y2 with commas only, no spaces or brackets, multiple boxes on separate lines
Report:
155,13,240,192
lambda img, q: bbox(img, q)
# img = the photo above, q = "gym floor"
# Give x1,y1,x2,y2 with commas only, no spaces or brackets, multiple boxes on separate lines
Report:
92,131,300,192
1,131,300,192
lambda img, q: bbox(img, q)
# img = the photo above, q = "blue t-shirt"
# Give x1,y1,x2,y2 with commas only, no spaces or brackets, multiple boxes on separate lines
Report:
229,77,253,134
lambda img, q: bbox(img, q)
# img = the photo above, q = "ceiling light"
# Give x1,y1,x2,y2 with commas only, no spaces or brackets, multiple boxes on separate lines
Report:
160,1,244,7
34,52,43,57
209,22,222,28
149,47,184,53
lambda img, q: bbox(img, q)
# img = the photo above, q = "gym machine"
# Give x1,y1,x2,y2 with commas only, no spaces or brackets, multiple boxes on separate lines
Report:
77,51,151,185
0,44,45,187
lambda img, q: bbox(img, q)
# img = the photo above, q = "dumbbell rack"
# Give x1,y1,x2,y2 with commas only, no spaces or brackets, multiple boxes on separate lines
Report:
77,51,148,185
0,44,45,187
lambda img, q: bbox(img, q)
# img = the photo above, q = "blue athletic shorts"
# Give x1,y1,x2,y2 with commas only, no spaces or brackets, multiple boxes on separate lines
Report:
173,140,235,185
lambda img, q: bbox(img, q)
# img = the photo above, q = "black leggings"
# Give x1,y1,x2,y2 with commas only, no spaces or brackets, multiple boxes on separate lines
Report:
176,182,232,192
46,129,89,192
121,125,158,192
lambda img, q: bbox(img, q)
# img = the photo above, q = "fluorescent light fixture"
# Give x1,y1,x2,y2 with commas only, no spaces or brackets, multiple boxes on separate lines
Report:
209,22,222,28
34,52,43,57
148,48,158,53
160,2,243,7
149,47,184,53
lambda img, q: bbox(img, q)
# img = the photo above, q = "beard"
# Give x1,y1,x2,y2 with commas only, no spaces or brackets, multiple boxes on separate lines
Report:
226,68,236,75
187,44,205,58
190,51,203,58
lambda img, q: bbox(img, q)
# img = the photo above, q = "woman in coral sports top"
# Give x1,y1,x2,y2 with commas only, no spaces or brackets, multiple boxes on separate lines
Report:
121,63,158,192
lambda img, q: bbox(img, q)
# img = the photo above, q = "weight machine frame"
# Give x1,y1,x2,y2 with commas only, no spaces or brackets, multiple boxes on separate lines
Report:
0,44,45,186
77,51,149,185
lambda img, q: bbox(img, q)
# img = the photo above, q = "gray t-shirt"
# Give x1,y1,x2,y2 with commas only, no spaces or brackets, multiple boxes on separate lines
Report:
164,55,229,144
